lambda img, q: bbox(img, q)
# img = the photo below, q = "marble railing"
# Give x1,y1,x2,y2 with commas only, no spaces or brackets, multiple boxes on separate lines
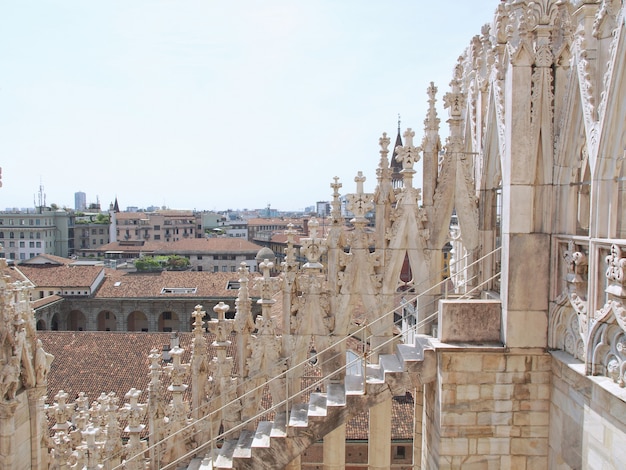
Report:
550,236,626,385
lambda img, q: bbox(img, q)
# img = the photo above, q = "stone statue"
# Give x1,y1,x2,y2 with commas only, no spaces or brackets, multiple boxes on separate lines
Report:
35,339,54,385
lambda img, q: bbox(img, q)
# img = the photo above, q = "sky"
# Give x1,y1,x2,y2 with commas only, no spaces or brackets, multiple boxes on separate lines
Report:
0,0,498,213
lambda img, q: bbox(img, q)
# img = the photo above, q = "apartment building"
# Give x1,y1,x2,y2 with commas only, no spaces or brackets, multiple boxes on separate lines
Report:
0,208,74,260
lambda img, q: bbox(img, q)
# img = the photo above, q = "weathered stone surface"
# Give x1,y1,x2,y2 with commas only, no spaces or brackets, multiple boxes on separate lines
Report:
438,300,502,343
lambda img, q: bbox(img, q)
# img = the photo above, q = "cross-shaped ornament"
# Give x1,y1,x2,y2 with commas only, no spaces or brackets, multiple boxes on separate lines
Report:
395,128,421,170
208,301,233,345
346,171,374,221
301,218,326,268
191,305,206,334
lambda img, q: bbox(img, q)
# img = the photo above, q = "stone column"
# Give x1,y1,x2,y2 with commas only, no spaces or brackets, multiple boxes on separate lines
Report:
117,312,124,332
27,387,47,470
323,424,345,470
500,42,549,349
368,399,391,470
412,387,424,469
0,401,19,469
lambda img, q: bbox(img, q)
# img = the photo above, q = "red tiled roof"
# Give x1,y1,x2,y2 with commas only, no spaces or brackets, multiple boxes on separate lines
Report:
17,265,104,289
97,239,263,254
94,270,244,299
39,331,414,441
19,254,73,266
115,212,151,220
32,294,64,309
155,238,263,254
246,218,303,227
269,233,303,245
97,241,165,252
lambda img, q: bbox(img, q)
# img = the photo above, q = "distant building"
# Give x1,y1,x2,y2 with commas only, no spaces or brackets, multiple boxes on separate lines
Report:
74,222,110,251
81,237,263,273
316,201,330,217
74,191,86,211
246,217,303,243
16,257,259,331
0,208,75,260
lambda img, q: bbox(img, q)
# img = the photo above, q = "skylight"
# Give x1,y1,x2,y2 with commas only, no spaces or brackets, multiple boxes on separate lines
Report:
160,287,197,294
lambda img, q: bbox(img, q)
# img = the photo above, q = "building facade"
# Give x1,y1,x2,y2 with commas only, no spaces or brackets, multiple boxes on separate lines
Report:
0,208,74,260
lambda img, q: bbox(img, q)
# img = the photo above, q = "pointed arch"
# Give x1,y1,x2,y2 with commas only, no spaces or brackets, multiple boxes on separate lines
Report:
594,15,626,238
553,62,588,235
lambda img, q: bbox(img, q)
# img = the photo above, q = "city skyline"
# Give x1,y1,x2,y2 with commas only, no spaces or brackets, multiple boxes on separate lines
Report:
1,1,497,212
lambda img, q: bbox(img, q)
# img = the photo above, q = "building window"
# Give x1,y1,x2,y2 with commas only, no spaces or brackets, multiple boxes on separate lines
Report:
19,241,25,248
394,446,406,460
161,288,197,294
99,228,104,234
154,235,161,240
29,232,34,239
197,255,203,260
222,266,227,272
36,219,41,226
19,232,24,239
163,312,172,320
36,232,40,239
231,266,237,272
36,242,41,248
9,241,14,248
213,266,219,273
29,241,35,248
0,232,3,238
29,219,34,225
154,225,160,230
19,253,25,260
9,232,14,239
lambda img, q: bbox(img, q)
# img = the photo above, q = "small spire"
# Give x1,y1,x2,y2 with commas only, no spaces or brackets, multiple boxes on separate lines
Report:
391,116,404,181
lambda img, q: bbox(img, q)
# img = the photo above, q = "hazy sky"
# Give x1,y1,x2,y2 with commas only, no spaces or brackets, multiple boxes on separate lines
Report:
1,1,497,212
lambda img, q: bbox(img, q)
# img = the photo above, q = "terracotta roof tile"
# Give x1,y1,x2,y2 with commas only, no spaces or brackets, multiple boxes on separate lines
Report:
155,238,263,254
246,218,303,226
17,265,104,289
39,331,414,441
94,270,245,299
97,238,263,254
115,212,151,220
32,294,64,309
19,254,73,266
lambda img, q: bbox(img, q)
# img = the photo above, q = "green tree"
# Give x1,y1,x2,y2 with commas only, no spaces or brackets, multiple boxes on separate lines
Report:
166,255,190,271
134,257,162,272
95,213,110,224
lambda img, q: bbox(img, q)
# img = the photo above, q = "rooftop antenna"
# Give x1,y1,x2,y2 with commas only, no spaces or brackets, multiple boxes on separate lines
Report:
37,179,46,212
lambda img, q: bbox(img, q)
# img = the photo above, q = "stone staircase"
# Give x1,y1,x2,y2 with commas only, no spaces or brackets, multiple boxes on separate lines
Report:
184,336,436,470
